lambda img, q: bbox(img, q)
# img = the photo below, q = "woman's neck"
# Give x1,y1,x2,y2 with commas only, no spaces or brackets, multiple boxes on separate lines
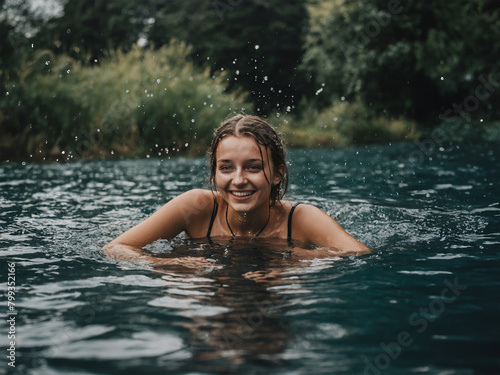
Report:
225,202,271,237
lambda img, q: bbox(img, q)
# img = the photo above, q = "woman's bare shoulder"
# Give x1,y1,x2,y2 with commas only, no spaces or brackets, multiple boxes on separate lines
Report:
280,201,323,215
290,202,371,252
172,189,217,215
174,188,213,203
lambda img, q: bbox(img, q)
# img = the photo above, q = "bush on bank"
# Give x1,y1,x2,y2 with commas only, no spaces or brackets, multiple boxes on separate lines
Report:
0,42,251,162
276,98,418,148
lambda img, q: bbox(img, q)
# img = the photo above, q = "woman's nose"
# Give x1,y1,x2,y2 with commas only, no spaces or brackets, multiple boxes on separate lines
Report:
233,169,247,185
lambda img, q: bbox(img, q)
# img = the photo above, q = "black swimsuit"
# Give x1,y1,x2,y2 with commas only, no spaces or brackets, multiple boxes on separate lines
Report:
206,199,301,243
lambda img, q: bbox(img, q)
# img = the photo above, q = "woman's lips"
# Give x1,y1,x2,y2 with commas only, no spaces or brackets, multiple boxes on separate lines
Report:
230,191,256,200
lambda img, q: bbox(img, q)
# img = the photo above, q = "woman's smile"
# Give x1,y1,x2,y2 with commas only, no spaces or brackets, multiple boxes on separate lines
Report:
229,190,257,204
230,190,255,198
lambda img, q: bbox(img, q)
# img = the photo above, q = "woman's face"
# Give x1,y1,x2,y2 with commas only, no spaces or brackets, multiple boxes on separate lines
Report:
215,135,281,213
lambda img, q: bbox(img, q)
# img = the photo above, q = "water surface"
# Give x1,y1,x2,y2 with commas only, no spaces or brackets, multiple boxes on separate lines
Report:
1,142,499,374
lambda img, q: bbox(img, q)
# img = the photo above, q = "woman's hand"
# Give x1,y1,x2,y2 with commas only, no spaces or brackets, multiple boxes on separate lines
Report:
153,256,215,268
103,243,215,269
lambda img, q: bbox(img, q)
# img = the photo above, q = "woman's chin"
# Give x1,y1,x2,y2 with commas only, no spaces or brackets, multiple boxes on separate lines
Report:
229,202,253,213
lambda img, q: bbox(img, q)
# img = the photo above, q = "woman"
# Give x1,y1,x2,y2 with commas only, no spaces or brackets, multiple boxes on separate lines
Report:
103,114,370,264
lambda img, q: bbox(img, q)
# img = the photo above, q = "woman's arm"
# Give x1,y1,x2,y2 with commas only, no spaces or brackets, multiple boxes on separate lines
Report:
292,204,372,255
102,189,214,262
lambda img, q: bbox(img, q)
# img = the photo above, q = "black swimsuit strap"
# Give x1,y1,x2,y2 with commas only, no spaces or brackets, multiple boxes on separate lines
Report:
287,202,301,244
206,197,218,238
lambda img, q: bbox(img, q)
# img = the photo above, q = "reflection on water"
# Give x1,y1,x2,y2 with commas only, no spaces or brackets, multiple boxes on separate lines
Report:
1,143,499,374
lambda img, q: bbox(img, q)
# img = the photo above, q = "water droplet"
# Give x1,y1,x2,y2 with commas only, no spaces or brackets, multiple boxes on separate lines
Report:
185,143,189,147
440,77,444,81
255,45,260,50
157,79,161,84
315,88,323,95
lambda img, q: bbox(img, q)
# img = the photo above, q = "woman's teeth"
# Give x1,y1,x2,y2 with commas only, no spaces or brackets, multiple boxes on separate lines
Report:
232,191,253,197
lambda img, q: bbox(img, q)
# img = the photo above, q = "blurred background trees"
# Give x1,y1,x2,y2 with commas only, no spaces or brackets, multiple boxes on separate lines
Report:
302,0,500,125
1,0,499,160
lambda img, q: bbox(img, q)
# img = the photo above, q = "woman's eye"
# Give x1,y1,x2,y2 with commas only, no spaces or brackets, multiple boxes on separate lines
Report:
248,165,262,171
219,165,232,171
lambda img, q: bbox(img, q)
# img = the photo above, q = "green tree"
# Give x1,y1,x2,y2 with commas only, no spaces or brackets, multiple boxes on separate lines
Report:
148,0,310,115
30,0,309,114
34,0,145,63
301,0,500,124
0,0,44,83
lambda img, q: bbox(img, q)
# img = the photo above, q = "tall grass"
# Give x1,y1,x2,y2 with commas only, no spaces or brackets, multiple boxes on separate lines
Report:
1,42,251,161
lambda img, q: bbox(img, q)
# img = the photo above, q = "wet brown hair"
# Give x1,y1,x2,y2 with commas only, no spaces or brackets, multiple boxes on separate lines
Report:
208,114,288,207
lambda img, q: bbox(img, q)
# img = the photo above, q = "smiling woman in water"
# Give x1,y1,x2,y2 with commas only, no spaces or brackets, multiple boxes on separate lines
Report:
103,114,371,264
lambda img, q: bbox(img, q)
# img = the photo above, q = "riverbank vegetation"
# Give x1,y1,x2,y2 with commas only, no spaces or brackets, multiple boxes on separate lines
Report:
1,42,250,161
1,0,499,162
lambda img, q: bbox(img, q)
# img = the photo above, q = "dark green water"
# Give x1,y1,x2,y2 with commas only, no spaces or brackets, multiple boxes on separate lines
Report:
1,142,499,375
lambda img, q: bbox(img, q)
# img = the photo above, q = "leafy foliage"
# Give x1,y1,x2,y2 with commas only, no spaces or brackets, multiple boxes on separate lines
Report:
33,0,145,63
301,0,500,124
278,98,417,147
0,42,251,161
0,0,499,161
147,0,309,115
